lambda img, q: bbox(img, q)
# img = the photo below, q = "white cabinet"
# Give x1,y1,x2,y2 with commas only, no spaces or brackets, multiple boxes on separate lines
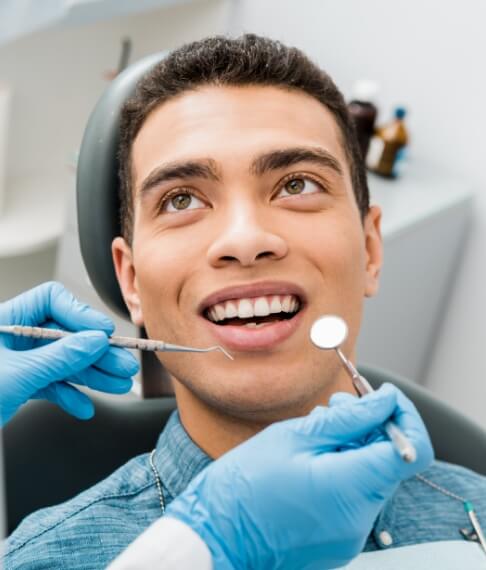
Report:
0,175,69,302
358,163,473,383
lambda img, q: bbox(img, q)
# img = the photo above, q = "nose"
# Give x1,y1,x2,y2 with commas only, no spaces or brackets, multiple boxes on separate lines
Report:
206,201,288,268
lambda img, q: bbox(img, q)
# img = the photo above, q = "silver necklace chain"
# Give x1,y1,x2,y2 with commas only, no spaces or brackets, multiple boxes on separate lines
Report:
148,448,485,552
416,473,467,502
148,450,468,510
416,473,486,553
149,449,166,514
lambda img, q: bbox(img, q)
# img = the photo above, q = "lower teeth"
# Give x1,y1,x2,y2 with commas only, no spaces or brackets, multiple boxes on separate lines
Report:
244,322,273,328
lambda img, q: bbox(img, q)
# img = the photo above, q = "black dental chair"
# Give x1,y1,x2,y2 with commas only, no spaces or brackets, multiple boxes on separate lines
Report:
4,53,486,535
5,364,486,534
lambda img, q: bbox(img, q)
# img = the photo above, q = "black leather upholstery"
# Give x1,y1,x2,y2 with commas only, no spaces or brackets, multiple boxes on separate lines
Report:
3,395,176,534
76,51,166,318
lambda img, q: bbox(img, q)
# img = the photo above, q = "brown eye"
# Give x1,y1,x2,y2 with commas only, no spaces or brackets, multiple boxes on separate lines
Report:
277,176,323,200
171,193,192,210
159,191,205,213
285,178,306,194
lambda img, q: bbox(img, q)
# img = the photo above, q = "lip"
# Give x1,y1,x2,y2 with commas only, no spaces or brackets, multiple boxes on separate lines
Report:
200,304,307,352
198,280,307,315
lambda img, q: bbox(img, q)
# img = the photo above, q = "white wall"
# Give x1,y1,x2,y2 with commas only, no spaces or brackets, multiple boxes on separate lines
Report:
1,0,229,183
229,0,486,426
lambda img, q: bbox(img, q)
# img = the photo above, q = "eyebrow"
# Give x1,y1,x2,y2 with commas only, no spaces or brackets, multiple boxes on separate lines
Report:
250,146,344,177
138,146,343,197
138,160,220,197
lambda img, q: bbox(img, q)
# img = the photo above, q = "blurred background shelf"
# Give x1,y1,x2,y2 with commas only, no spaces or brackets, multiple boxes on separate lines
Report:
0,175,68,301
0,174,67,258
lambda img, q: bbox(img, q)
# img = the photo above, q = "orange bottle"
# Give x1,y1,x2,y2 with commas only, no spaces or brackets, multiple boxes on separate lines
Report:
366,107,408,178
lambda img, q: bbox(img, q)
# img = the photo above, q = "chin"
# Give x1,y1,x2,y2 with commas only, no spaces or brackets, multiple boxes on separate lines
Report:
191,378,322,423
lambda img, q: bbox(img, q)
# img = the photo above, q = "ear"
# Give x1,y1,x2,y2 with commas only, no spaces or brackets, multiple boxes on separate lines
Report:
363,205,383,298
112,237,144,326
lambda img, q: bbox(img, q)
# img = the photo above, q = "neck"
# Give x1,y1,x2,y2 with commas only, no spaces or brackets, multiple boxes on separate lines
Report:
172,365,355,459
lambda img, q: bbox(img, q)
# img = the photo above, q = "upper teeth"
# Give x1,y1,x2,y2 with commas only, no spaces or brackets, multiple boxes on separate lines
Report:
206,295,300,323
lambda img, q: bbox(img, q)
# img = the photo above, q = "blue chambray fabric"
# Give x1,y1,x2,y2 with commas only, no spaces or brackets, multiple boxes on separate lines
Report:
4,410,486,569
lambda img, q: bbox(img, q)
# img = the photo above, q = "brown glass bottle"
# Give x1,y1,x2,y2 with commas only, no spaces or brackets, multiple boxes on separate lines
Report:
366,108,408,178
348,81,378,159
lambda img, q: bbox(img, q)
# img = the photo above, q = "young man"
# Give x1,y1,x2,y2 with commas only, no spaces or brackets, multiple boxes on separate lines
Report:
5,35,486,568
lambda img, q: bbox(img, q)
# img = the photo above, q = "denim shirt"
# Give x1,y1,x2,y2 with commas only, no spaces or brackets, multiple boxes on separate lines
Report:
5,410,486,569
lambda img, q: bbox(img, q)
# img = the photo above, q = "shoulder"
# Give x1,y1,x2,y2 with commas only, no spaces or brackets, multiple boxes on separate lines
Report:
4,454,160,569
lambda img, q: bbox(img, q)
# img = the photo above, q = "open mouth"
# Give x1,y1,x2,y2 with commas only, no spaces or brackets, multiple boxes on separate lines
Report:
202,294,302,328
198,288,307,351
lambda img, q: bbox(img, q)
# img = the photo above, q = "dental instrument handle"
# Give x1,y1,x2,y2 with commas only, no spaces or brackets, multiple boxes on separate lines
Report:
465,502,486,553
383,420,417,463
335,348,416,463
0,325,233,360
0,325,72,341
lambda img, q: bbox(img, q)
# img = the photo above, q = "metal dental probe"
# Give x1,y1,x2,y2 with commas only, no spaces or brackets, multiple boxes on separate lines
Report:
334,348,416,463
310,315,416,463
0,325,234,361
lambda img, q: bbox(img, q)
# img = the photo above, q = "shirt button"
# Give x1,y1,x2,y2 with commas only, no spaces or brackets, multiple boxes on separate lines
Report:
378,530,393,547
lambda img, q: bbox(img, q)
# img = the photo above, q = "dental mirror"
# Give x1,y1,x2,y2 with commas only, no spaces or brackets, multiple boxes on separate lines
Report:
310,314,348,350
309,313,417,463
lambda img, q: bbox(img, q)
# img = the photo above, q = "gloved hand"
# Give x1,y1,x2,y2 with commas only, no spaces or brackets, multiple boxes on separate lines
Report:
166,384,434,570
0,281,139,425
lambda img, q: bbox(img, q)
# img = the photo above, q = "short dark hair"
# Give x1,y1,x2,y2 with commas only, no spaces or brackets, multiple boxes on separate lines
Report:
118,34,369,243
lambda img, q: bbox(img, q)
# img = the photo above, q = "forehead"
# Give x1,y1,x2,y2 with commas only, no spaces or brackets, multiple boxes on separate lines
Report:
131,85,348,183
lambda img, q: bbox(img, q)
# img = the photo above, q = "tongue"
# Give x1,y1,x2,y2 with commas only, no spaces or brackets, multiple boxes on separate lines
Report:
221,314,285,326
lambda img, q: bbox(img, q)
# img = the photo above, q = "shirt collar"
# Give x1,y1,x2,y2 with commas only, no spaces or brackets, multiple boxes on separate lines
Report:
153,410,212,501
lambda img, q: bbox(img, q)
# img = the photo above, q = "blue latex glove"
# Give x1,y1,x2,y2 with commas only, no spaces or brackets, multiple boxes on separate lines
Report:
166,384,434,570
0,282,139,425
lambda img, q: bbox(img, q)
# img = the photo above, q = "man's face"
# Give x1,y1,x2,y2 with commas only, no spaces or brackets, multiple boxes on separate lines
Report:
113,85,382,421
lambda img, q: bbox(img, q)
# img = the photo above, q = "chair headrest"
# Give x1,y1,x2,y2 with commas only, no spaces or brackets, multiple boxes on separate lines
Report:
76,51,167,318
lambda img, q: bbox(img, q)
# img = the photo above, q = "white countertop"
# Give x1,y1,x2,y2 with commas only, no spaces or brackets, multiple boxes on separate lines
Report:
369,163,474,240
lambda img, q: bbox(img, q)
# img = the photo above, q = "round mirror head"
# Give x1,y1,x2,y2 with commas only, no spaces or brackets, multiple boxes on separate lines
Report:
310,315,348,350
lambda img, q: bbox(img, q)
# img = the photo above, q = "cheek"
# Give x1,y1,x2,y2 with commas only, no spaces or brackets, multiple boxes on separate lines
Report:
305,218,366,289
132,237,188,329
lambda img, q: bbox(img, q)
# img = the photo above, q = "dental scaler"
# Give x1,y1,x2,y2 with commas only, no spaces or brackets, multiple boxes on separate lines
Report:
0,325,234,360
